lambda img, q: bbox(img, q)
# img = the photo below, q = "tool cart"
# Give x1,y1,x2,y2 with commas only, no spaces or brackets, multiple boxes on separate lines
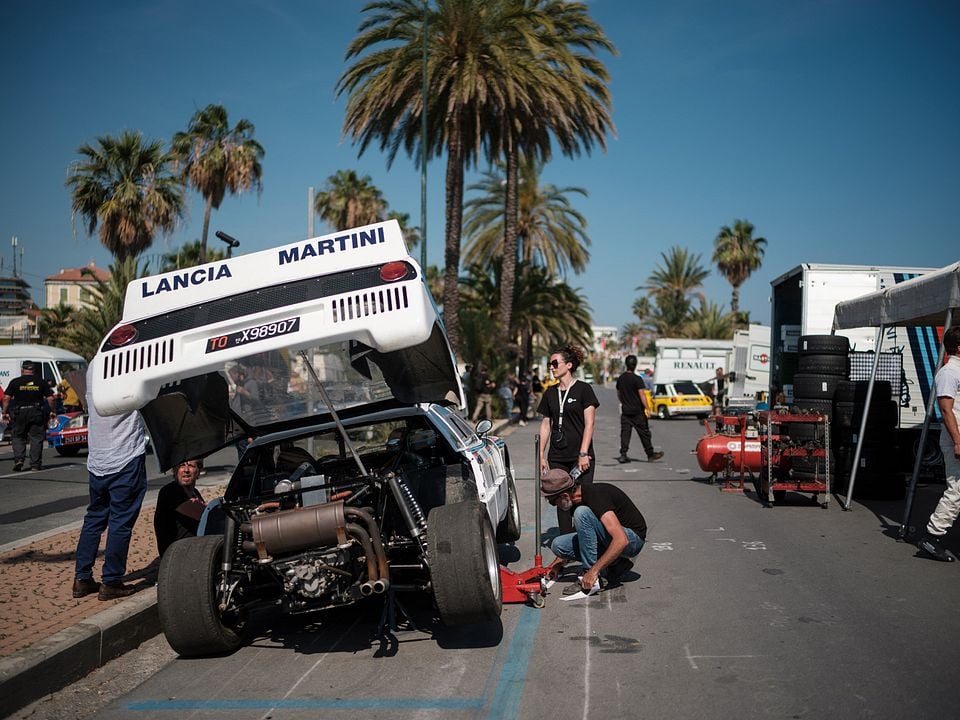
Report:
756,410,831,508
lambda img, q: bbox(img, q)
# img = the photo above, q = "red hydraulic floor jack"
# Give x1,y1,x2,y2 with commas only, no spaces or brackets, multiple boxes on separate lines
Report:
499,436,550,608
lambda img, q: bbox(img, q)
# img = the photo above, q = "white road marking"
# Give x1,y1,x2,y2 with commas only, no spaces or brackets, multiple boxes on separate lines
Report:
683,644,762,670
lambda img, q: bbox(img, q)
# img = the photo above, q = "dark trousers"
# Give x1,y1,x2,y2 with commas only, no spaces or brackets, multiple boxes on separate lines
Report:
620,412,654,457
75,454,148,585
548,458,595,534
12,407,45,467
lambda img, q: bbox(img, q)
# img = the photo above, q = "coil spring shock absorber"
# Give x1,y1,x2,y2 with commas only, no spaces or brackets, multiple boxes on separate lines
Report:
386,472,426,539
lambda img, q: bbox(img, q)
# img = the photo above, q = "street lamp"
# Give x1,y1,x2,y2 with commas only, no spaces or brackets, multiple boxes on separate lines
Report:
215,231,240,259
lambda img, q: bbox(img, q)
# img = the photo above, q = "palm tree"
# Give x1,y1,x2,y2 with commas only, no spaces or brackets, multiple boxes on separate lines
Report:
463,157,590,278
62,259,151,359
160,240,226,272
66,131,185,261
339,0,612,355
687,299,734,339
640,246,710,334
487,0,615,350
387,210,421,254
314,169,387,231
339,0,513,354
172,104,264,263
38,303,75,347
460,259,591,373
712,219,767,321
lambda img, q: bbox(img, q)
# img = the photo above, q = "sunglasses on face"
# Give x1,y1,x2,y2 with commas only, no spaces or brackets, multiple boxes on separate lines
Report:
550,359,563,368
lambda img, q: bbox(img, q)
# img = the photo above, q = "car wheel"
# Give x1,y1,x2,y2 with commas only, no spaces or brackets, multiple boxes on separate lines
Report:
496,466,522,543
55,446,81,456
158,535,242,657
657,406,669,420
428,500,502,625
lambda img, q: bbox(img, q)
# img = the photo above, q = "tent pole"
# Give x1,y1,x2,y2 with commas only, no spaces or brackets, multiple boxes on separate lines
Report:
843,325,885,510
898,309,952,539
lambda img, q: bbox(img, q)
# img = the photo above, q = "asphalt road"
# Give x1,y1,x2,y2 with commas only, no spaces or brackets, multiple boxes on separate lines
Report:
0,443,239,548
15,385,960,719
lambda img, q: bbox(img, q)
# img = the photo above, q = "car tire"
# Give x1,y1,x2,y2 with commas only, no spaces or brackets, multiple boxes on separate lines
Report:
798,354,849,376
496,466,522,543
428,500,502,626
55,446,82,456
798,335,850,355
657,406,669,420
158,535,242,657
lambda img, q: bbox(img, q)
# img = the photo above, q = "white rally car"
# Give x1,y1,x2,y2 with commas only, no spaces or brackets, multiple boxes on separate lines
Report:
92,220,520,656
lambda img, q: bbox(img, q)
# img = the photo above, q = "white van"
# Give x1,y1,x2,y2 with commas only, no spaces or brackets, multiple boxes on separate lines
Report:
0,344,88,393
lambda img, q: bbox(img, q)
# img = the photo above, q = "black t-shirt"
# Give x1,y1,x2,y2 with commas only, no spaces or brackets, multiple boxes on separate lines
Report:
154,481,206,556
616,371,647,415
537,380,599,462
580,483,647,538
5,375,53,410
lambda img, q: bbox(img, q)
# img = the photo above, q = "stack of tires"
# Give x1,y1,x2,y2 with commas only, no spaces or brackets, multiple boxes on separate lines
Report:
783,335,850,482
833,379,902,500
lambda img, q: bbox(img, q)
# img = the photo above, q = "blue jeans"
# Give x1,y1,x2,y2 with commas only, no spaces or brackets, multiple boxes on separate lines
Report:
74,454,147,585
551,505,645,571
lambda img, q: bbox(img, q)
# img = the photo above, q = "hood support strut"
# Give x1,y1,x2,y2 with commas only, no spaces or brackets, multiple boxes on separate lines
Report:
298,350,368,477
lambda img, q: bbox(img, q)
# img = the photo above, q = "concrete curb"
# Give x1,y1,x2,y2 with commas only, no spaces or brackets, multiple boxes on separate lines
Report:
0,587,159,717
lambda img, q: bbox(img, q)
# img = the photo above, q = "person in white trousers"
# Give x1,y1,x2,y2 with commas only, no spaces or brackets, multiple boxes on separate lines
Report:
918,325,960,562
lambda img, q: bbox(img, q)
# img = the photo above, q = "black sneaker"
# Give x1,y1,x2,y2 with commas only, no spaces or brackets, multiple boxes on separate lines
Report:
30,464,41,471
648,451,664,462
12,461,23,472
605,556,634,583
918,534,956,562
617,454,630,464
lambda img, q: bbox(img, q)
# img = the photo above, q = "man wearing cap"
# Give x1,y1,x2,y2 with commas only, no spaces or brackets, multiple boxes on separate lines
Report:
2,360,55,471
541,468,647,595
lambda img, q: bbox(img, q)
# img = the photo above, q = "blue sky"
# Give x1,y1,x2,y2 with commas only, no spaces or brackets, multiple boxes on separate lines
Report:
1,0,956,330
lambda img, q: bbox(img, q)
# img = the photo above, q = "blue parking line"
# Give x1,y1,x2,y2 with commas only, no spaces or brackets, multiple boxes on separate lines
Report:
126,697,484,711
485,605,542,719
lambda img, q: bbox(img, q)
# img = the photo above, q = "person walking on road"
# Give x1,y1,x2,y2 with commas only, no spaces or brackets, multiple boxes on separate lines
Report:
540,468,646,595
471,364,495,423
72,366,149,600
711,366,727,415
918,325,960,562
538,345,599,534
2,360,55,471
616,355,664,463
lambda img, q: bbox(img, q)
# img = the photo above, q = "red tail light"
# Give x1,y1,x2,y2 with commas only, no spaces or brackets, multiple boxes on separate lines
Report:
107,324,137,346
380,262,409,282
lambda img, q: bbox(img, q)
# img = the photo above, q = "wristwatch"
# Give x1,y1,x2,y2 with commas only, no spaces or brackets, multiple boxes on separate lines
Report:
578,452,589,457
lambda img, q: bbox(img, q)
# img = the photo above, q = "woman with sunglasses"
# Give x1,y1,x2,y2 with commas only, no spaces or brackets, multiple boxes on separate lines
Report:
538,345,599,533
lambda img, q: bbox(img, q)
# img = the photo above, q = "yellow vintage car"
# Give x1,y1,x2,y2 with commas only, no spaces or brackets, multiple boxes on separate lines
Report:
650,381,712,419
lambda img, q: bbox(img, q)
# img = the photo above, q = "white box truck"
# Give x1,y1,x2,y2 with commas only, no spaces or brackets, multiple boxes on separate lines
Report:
653,338,733,386
727,324,771,407
769,263,938,428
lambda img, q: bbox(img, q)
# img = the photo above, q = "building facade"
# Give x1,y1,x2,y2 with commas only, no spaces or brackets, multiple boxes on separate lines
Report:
44,262,110,310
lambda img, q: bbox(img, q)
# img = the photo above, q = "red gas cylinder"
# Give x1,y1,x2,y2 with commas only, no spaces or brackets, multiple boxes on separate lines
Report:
696,432,764,473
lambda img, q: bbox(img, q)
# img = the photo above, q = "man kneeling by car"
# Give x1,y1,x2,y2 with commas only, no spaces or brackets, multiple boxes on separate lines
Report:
541,468,646,595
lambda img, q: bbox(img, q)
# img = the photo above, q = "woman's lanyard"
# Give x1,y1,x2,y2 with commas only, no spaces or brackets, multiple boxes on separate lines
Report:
556,380,577,431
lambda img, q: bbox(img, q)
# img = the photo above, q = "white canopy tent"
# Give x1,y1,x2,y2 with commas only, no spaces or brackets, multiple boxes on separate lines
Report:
832,261,960,531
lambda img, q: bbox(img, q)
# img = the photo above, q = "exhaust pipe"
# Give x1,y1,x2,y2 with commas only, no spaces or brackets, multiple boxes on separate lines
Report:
345,507,389,585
